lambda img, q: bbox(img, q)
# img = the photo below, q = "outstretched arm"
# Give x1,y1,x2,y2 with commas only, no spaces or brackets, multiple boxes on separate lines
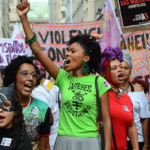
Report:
16,0,60,80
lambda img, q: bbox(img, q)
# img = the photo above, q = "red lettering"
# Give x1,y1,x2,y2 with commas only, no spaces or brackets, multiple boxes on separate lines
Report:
130,0,140,4
120,0,129,6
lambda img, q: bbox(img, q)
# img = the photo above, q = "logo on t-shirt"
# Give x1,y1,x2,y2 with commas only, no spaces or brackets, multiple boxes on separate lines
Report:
103,80,110,88
122,106,129,112
31,106,38,114
1,138,12,146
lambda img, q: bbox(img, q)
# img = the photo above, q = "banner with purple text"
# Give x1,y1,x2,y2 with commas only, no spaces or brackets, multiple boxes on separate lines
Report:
0,39,25,68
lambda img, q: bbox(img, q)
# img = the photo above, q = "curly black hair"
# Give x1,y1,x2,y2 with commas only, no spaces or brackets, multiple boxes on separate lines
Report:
67,34,101,74
3,55,40,87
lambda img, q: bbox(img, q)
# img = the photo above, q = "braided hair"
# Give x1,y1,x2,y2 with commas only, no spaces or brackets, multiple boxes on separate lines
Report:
68,34,102,74
99,46,123,84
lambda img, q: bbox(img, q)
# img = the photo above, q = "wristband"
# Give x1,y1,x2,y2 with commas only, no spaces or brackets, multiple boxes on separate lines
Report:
25,32,37,44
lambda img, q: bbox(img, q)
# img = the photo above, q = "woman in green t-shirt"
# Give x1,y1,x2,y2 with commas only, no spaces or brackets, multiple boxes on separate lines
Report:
16,1,112,150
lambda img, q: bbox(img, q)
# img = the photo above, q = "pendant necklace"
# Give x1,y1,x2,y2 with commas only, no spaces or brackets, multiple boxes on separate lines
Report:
111,89,120,99
120,83,130,94
23,97,31,113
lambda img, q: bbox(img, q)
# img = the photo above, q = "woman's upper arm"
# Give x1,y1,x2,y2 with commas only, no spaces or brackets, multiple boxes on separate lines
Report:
100,91,111,121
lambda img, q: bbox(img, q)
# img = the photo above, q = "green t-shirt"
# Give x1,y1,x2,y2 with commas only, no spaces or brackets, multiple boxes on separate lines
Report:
55,69,111,137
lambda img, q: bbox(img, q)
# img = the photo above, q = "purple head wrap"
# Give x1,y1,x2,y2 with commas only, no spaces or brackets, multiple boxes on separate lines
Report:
99,46,123,74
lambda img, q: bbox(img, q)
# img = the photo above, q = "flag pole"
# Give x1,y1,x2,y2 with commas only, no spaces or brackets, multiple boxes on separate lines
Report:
108,0,122,35
108,0,127,49
144,32,150,75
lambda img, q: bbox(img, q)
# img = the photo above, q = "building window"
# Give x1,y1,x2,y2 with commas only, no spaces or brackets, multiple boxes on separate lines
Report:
9,0,13,4
62,11,66,18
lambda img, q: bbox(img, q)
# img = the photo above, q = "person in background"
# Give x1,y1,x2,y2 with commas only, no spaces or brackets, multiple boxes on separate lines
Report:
3,55,51,150
0,84,32,150
99,46,139,150
16,1,112,150
132,78,149,94
31,58,60,150
120,50,150,150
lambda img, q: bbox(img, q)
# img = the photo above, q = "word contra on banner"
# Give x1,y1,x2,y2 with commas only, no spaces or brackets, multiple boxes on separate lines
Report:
0,39,25,68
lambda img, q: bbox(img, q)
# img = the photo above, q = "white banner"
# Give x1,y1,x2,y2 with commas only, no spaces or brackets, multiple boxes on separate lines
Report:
0,38,25,68
11,22,32,56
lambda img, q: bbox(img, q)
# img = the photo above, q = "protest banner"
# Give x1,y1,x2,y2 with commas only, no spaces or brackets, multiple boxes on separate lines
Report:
0,39,25,68
115,0,150,33
11,22,32,56
120,30,150,82
32,21,150,82
32,21,101,69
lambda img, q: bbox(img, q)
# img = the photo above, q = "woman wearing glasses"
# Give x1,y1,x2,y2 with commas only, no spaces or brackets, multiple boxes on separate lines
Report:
3,56,51,150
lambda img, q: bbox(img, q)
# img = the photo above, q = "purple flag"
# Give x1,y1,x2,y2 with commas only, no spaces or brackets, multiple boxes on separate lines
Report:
148,78,150,111
147,43,150,51
99,0,122,52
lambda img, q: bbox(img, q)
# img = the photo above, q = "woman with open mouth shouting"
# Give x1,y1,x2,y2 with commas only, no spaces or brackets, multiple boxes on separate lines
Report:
3,56,51,150
16,1,112,150
99,46,139,150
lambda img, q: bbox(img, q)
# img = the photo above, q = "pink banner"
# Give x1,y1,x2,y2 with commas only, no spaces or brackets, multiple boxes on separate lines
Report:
32,21,101,68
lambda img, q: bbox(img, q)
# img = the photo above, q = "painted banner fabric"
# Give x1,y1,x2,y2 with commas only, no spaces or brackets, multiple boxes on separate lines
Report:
32,21,150,83
0,39,25,68
32,21,101,68
120,31,150,83
99,0,122,52
11,22,32,56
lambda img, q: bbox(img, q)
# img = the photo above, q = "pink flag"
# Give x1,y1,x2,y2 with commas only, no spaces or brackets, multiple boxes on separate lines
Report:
147,43,150,51
99,0,122,52
11,22,32,56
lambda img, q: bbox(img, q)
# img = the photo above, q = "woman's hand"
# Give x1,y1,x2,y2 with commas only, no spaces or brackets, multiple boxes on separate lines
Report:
90,34,103,42
16,0,30,17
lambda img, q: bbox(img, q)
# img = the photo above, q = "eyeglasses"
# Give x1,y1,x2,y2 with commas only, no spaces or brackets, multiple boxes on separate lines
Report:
18,70,39,79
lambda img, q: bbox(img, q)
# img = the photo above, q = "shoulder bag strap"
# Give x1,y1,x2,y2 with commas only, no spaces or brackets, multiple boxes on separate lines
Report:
95,76,104,150
95,76,117,150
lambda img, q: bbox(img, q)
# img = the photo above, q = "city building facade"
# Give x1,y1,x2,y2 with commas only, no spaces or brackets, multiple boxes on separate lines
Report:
65,0,106,23
0,0,10,38
49,0,66,23
9,0,49,37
